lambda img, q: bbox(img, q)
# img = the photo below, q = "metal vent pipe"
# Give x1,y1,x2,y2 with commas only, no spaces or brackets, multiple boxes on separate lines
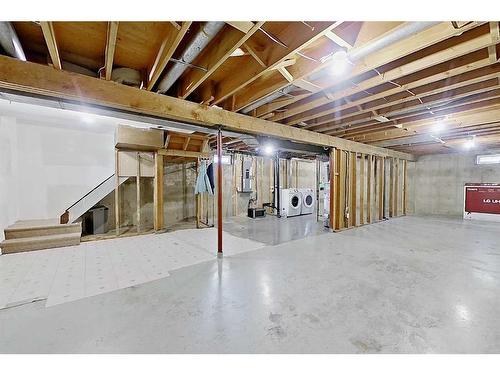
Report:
0,22,26,61
240,22,439,115
157,22,225,94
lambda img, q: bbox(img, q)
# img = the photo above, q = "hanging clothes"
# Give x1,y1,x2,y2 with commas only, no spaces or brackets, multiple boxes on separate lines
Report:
195,160,214,195
206,162,215,192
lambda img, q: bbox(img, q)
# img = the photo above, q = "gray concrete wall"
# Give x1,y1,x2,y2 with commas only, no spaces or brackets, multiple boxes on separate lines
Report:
408,151,500,217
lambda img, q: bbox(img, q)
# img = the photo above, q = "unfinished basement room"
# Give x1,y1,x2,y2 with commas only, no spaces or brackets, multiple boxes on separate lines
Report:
1,4,500,368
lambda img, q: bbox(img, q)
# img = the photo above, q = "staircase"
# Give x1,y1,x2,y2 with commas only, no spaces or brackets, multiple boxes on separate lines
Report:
0,219,81,254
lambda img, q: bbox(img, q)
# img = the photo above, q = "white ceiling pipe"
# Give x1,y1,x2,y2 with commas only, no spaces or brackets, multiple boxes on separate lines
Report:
241,22,440,115
157,21,225,94
0,22,26,61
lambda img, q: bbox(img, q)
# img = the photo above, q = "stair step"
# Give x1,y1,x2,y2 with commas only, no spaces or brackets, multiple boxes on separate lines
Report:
0,232,81,254
5,219,81,240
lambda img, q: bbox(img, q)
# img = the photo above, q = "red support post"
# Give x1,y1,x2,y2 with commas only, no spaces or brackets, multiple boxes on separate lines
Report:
217,127,223,256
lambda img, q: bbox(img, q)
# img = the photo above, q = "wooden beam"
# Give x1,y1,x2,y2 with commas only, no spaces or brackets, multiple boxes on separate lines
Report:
402,159,408,215
366,154,373,223
304,58,500,130
359,154,365,225
329,148,336,230
0,55,415,160
182,136,191,151
226,21,256,34
243,42,267,67
40,22,62,70
277,66,294,83
104,22,119,81
212,22,338,105
336,149,346,229
158,149,212,158
270,22,485,123
147,22,191,91
378,157,385,220
394,158,399,217
325,30,354,50
388,158,394,218
283,26,495,125
349,152,357,227
179,22,264,99
154,153,164,231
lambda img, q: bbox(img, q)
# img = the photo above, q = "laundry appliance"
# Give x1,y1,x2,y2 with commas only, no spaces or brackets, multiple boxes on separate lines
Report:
279,188,302,217
299,188,315,215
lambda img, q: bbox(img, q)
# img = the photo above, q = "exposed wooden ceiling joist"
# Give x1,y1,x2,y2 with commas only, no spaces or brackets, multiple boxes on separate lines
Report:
103,21,119,81
146,22,191,91
0,55,415,160
39,21,62,69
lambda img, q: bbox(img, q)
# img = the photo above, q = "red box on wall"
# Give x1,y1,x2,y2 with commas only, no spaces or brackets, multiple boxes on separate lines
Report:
464,183,500,215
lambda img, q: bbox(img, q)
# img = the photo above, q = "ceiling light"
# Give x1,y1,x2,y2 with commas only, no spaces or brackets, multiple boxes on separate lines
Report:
329,50,351,76
432,120,446,134
464,136,476,150
263,144,275,155
373,115,389,123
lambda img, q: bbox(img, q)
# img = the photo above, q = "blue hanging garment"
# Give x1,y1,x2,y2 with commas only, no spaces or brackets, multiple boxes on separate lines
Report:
195,160,214,195
207,162,215,192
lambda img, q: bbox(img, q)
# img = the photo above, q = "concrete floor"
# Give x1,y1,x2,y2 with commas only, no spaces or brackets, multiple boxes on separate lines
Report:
0,216,499,353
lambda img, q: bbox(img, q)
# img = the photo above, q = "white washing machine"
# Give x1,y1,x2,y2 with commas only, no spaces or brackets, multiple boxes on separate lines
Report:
299,188,315,215
280,188,302,217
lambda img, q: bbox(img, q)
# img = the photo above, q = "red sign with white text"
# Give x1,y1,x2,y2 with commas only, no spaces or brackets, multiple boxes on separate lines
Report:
465,184,500,214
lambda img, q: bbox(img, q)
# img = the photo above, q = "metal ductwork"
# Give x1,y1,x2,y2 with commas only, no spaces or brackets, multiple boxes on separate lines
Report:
0,22,26,61
156,22,225,94
240,85,296,114
240,22,440,115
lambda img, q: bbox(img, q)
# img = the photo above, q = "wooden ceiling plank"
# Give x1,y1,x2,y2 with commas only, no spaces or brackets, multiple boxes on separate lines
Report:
147,21,191,91
0,55,415,160
268,22,484,123
352,103,500,144
40,22,62,70
226,22,255,34
211,22,339,106
329,90,500,138
104,22,119,81
178,22,264,99
282,29,496,125
307,61,500,131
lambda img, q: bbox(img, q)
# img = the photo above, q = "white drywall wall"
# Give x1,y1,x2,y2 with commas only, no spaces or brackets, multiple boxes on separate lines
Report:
0,99,118,240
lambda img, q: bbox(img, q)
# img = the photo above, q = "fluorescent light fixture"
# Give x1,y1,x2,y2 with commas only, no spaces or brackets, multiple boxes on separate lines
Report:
230,48,245,57
476,154,500,165
373,115,389,123
263,144,275,155
329,50,350,76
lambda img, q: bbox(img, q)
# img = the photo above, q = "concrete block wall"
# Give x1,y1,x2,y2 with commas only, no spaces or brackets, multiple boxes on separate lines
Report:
408,151,500,217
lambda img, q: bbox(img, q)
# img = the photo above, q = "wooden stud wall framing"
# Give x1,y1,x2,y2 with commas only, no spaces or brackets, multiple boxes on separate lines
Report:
378,157,385,221
154,152,164,231
403,160,408,215
366,155,373,224
349,152,357,227
359,154,365,226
